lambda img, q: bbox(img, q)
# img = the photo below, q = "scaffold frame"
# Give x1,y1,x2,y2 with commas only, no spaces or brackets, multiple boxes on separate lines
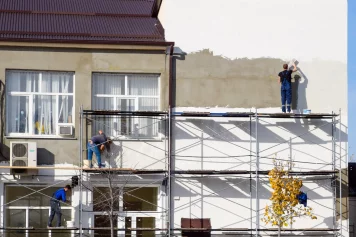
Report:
0,107,344,237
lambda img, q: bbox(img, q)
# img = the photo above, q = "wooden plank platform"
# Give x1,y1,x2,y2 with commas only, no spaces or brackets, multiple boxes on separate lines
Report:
174,170,336,175
0,166,167,174
173,111,337,119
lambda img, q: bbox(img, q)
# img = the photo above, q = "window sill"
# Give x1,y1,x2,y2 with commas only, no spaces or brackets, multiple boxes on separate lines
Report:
111,137,164,142
5,136,77,140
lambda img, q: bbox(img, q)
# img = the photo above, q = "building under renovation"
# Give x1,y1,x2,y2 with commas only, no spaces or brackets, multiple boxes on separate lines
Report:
0,0,348,236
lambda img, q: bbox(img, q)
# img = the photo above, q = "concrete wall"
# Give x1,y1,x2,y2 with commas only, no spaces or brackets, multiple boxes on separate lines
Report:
159,0,347,113
0,46,169,166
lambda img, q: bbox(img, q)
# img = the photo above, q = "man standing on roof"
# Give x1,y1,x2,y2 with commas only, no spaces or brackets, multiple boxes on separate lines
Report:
278,61,298,113
47,185,71,228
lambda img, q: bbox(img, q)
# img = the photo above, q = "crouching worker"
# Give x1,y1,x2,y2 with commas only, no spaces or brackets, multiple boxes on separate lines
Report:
88,134,110,168
278,61,297,113
47,185,71,228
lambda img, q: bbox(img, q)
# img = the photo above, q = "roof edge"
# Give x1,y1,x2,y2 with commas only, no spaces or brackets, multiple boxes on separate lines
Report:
0,39,174,50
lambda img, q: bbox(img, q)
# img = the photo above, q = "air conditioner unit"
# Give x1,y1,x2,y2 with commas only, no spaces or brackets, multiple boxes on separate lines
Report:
58,125,74,136
10,142,38,176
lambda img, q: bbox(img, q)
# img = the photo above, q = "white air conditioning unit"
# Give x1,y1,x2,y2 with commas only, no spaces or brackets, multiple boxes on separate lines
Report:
58,125,74,136
10,141,38,175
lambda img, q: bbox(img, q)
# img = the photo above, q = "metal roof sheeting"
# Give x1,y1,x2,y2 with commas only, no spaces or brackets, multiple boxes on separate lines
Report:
0,0,155,16
0,0,166,44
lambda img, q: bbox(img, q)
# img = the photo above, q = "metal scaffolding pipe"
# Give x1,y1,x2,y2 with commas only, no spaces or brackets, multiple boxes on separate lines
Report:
332,111,336,234
168,107,172,237
79,105,83,237
255,110,259,237
339,109,342,236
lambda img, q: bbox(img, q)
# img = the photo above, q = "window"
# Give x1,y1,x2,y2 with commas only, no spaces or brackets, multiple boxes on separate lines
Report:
5,186,73,237
92,186,159,237
92,73,159,138
6,70,74,136
123,187,158,211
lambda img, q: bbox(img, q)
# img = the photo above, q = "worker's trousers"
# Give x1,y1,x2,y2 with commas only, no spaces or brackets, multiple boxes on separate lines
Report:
48,199,62,227
87,142,102,168
281,83,292,113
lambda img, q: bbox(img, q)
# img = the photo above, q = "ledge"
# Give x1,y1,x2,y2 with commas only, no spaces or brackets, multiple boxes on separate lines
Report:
5,136,77,140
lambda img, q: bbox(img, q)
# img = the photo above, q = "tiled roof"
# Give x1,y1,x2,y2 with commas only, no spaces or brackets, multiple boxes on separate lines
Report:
0,0,167,44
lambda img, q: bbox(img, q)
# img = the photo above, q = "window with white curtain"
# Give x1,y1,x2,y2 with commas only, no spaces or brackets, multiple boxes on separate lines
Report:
92,73,160,138
6,70,74,136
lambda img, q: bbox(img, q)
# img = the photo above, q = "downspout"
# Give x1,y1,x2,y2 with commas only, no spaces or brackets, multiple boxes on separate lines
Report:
167,43,174,237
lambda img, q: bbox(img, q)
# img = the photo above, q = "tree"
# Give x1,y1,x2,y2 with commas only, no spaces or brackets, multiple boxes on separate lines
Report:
262,160,317,237
91,169,132,237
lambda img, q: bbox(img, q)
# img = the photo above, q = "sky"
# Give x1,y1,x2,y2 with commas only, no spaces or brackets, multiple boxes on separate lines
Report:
349,1,356,162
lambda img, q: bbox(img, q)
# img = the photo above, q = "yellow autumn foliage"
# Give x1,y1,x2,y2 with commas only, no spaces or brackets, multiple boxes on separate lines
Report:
261,160,317,228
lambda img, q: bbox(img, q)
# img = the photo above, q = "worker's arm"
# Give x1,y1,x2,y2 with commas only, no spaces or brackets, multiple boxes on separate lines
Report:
292,62,298,72
61,190,67,202
100,144,105,151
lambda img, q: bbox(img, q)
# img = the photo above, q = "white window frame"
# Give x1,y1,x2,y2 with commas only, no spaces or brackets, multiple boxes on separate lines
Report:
6,71,75,138
90,184,164,236
92,74,161,139
4,184,75,237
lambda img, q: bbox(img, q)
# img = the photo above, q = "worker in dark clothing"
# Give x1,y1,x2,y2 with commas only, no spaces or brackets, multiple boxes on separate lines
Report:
88,134,109,168
278,62,298,113
47,185,71,227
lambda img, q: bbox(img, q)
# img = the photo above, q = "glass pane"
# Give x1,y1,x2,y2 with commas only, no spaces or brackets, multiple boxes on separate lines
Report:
28,209,48,237
58,96,73,123
138,98,158,111
138,98,159,137
92,73,125,95
41,72,74,93
6,209,26,237
6,96,29,134
5,186,72,207
94,215,118,237
92,97,114,137
6,70,39,92
136,217,155,237
127,75,159,96
6,209,26,227
93,187,120,211
125,217,131,237
123,187,158,211
117,99,135,136
33,95,57,135
91,98,135,137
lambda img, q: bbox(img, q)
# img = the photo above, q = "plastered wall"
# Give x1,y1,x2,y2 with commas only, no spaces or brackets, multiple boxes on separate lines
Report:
0,47,169,164
159,0,347,113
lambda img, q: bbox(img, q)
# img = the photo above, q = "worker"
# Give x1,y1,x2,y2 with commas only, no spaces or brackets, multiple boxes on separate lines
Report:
47,185,71,228
278,61,298,113
88,133,109,168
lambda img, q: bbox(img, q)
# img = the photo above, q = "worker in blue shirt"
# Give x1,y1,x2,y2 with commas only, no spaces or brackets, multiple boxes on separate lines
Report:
47,185,71,227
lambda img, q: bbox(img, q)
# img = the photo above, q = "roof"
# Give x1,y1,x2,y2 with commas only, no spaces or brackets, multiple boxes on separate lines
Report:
0,0,167,45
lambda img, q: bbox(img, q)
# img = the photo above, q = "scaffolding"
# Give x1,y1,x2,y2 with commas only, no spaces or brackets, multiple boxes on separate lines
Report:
0,107,346,237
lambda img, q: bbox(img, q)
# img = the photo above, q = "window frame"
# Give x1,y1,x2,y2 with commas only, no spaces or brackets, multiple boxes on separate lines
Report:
90,184,164,236
5,70,75,138
91,73,161,140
